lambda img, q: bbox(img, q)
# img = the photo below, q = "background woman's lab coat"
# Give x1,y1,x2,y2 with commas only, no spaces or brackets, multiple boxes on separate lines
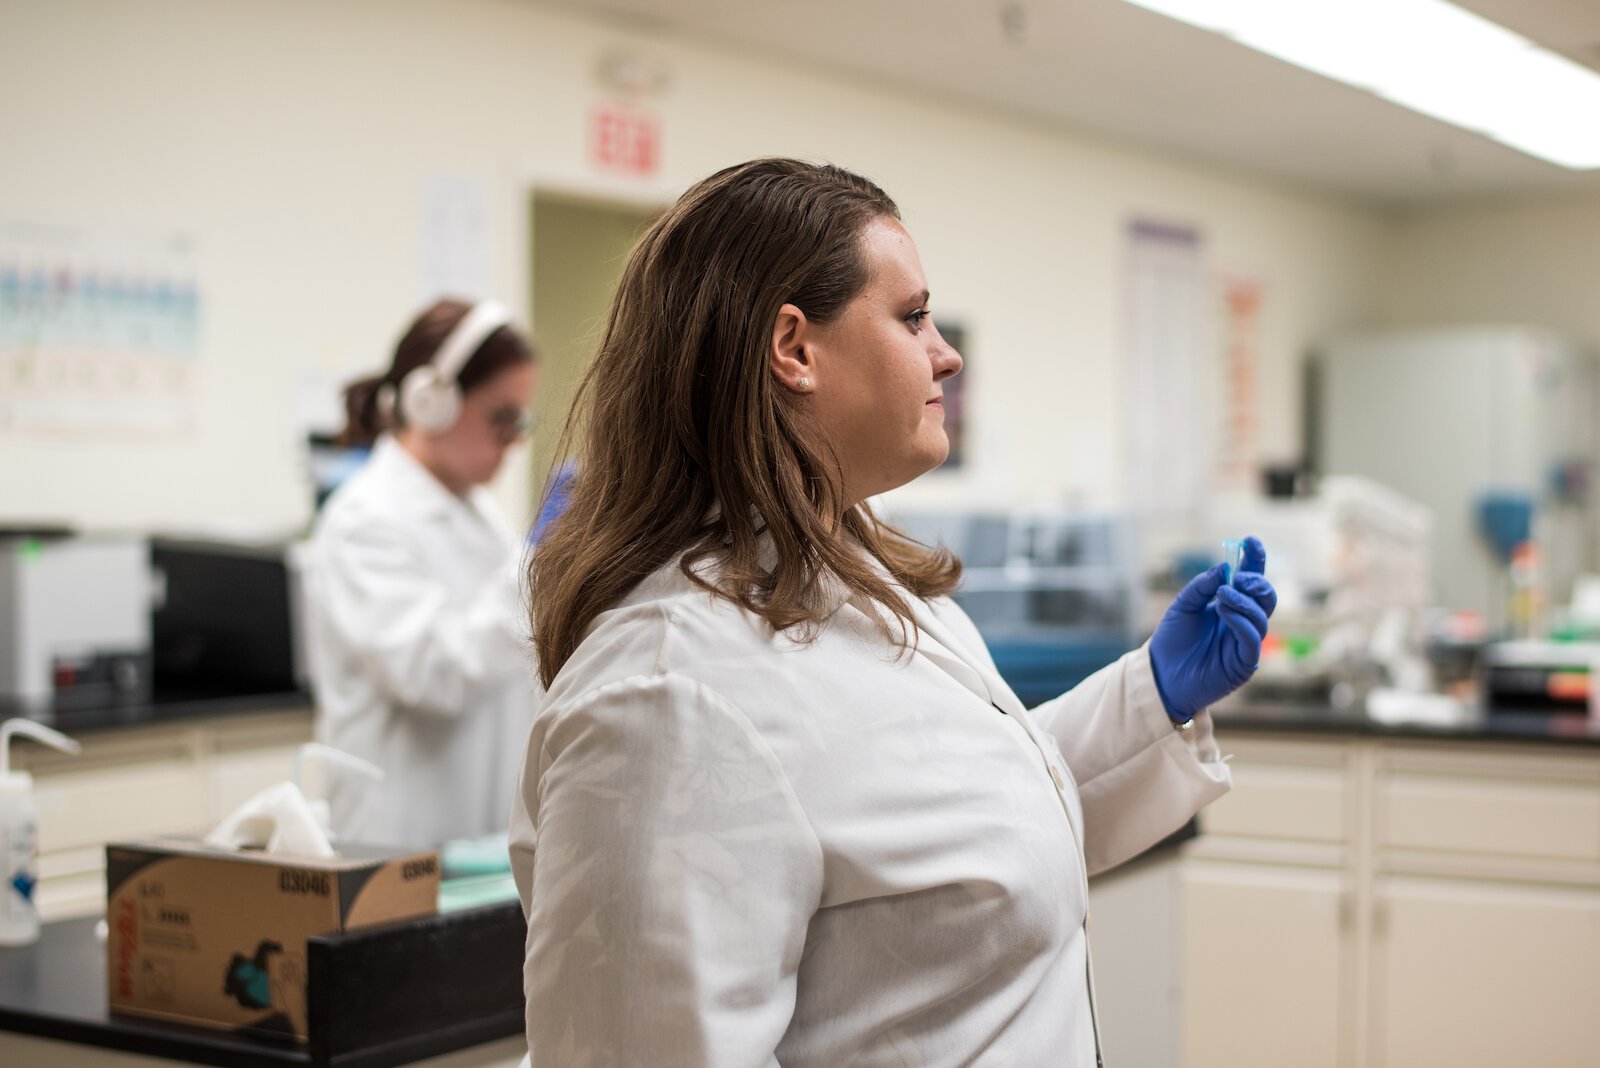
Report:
510,544,1232,1067
305,436,537,848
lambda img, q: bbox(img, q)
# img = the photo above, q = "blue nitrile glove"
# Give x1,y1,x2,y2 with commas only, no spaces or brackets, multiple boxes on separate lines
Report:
1149,536,1277,722
532,463,577,544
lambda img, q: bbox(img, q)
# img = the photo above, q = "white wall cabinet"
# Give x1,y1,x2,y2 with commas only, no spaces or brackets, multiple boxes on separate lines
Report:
1186,730,1600,1068
18,708,314,920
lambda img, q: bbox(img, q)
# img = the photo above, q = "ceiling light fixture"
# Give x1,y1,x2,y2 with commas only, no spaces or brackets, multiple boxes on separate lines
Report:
1122,0,1600,169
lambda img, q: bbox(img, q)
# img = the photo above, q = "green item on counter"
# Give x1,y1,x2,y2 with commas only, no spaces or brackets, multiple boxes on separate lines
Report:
441,832,513,876
1286,634,1319,660
438,873,520,913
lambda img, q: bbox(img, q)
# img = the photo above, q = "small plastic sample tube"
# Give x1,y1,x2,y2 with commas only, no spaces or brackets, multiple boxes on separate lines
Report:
1222,538,1245,587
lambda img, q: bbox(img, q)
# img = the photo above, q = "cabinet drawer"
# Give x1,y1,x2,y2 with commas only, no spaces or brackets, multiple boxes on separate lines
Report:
34,759,210,853
36,845,108,921
1380,773,1600,863
1201,761,1347,843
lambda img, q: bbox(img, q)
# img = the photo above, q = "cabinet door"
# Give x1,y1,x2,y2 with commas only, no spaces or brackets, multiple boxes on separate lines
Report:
1371,876,1600,1068
1088,855,1183,1067
1183,860,1349,1068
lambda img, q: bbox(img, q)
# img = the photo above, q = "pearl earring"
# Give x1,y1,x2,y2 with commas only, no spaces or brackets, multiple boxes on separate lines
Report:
797,376,812,391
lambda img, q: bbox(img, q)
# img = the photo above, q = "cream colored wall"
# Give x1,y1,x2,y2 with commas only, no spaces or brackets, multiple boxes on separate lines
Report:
0,0,1388,533
1377,190,1600,349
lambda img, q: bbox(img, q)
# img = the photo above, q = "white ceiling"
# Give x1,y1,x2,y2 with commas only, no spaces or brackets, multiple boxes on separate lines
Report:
545,0,1600,210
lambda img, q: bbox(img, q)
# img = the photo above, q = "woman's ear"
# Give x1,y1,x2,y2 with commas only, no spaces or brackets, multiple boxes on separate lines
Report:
770,303,816,394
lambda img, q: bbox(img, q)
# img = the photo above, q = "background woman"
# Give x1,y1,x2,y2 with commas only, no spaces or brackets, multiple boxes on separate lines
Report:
306,298,540,848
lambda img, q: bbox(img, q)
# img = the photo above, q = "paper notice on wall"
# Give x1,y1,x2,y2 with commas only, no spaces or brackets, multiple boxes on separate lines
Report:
1123,218,1211,522
421,176,492,303
1215,276,1262,492
0,222,200,436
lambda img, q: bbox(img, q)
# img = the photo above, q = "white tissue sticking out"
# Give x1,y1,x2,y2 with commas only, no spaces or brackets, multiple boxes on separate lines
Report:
203,744,385,858
205,781,337,858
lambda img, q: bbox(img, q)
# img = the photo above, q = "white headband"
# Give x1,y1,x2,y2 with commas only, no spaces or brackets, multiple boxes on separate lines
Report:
430,300,514,385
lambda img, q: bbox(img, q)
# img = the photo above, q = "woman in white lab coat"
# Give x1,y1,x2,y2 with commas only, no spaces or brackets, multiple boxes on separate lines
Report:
512,160,1277,1066
306,299,539,849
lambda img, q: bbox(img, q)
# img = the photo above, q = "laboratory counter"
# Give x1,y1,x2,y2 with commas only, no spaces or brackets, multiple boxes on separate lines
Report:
0,688,314,736
12,684,1599,754
0,904,527,1068
1213,699,1600,747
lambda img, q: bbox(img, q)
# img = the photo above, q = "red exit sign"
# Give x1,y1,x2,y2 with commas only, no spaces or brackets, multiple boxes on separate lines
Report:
589,104,660,178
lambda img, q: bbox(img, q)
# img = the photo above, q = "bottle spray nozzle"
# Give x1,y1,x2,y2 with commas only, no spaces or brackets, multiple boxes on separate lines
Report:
294,743,384,800
293,744,384,845
1,719,81,778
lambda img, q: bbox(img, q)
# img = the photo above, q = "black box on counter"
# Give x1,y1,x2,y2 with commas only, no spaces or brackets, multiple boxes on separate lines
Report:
1485,641,1598,715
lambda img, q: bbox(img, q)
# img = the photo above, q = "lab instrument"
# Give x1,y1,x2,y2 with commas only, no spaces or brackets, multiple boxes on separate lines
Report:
1317,326,1596,629
0,535,151,715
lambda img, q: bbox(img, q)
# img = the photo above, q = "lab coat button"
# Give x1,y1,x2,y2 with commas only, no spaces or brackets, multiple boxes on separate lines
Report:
1050,764,1065,791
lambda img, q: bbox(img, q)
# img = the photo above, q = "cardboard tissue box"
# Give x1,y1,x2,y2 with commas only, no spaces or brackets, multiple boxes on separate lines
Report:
105,837,439,1041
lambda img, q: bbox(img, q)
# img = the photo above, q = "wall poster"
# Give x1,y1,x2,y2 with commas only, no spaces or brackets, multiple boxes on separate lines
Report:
1122,218,1211,522
1215,275,1262,492
0,222,200,436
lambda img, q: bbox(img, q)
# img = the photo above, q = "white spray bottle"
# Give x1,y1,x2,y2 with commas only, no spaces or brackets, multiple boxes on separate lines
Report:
1,719,82,946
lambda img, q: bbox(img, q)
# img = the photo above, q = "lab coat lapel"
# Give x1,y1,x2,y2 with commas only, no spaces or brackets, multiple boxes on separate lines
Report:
910,600,1029,718
834,581,1022,717
368,436,457,522
370,436,508,555
827,541,1029,717
909,598,1090,860
908,607,1004,709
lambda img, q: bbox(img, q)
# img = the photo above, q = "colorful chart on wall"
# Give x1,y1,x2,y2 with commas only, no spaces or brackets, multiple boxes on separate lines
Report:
0,222,200,437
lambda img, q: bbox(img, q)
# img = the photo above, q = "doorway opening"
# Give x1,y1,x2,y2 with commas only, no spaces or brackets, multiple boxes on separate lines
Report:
528,191,660,504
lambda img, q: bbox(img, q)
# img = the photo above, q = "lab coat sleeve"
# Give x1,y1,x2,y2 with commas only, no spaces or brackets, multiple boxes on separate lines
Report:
1028,644,1231,877
314,520,528,718
517,673,823,1068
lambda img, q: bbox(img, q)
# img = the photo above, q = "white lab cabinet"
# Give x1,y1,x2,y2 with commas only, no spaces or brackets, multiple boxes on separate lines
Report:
1186,730,1600,1067
1369,876,1600,1068
1183,860,1351,1068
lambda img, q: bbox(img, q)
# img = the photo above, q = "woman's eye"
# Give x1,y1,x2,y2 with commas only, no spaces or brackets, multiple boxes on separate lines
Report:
907,308,930,331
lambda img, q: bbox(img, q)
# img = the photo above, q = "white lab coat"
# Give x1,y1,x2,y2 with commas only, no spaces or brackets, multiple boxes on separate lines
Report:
510,542,1231,1067
304,436,538,849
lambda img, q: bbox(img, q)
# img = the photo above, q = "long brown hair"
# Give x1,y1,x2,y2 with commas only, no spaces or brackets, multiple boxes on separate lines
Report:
339,299,536,446
531,158,960,688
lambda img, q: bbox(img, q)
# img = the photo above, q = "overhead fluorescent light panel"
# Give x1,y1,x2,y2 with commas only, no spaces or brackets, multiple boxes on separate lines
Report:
1123,0,1600,169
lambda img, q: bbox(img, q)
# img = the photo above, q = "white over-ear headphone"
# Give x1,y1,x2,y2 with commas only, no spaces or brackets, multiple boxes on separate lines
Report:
396,300,514,434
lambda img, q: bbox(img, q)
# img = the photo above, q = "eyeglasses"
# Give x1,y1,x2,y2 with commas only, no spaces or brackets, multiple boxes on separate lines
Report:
484,404,536,442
